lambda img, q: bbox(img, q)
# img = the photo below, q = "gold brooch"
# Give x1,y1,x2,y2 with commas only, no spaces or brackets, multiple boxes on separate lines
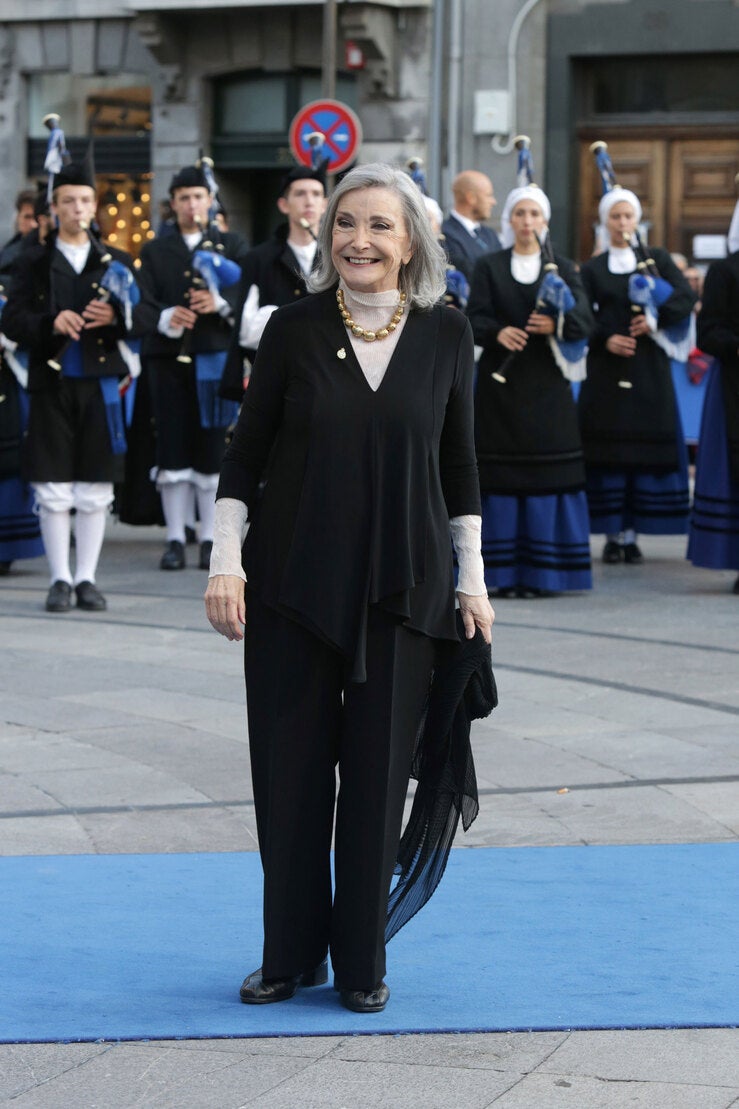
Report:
337,347,347,359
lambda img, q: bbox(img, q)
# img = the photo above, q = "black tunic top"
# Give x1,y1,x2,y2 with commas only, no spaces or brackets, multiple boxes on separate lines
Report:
467,248,593,494
578,248,696,472
697,251,739,484
1,232,136,393
217,287,481,681
136,228,247,360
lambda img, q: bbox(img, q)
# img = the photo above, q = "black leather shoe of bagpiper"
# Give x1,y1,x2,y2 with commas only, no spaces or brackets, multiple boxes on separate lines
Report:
623,542,644,564
0,560,12,576
75,581,107,611
160,540,185,570
338,981,390,1013
733,575,739,595
602,540,623,564
199,540,213,570
45,580,72,613
240,960,328,1004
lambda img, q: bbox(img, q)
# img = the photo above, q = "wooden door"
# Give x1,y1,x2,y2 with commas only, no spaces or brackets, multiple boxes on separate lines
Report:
577,133,739,262
669,139,739,257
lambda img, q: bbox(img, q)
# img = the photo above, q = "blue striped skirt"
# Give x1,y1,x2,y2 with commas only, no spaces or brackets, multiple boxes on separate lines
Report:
585,422,690,536
687,364,739,571
480,491,592,592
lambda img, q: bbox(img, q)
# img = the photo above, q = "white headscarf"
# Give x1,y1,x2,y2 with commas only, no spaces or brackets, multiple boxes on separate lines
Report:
597,187,643,247
500,185,551,249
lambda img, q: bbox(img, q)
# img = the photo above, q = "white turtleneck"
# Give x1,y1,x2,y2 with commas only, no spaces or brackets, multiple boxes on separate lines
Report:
210,283,486,596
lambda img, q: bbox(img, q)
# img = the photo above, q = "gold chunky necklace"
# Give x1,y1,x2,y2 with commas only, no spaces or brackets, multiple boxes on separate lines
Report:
336,287,406,343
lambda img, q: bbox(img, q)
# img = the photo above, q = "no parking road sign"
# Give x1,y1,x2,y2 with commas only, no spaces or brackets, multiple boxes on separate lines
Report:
289,99,362,174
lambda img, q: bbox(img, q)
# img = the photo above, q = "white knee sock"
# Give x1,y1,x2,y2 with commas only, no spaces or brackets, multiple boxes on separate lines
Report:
73,509,107,585
623,529,637,545
194,485,216,543
160,482,191,543
38,509,73,585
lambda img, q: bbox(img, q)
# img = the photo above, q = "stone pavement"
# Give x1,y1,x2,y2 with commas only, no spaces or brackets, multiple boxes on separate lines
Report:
1,522,737,1108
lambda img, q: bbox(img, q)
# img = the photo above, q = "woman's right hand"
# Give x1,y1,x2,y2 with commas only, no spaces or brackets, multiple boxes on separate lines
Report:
606,333,637,357
204,574,246,641
497,326,529,352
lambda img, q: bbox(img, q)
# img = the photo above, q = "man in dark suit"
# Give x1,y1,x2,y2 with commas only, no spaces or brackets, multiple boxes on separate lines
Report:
136,164,248,571
440,170,502,282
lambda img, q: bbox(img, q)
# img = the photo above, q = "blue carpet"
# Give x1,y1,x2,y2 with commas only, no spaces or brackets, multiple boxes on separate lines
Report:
2,844,737,1043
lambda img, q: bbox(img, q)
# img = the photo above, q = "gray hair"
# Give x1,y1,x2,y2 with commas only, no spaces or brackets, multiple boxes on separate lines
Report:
308,162,447,310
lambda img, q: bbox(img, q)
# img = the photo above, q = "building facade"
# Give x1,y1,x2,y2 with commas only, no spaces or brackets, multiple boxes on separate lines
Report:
0,0,737,260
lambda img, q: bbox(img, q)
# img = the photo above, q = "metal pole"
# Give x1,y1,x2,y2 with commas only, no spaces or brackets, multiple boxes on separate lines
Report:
322,0,337,101
428,0,444,203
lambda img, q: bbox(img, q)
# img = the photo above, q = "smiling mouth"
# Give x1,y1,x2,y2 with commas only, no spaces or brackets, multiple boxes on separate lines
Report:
345,257,378,265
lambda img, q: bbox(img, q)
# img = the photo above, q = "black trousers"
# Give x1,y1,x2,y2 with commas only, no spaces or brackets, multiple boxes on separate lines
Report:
244,592,436,990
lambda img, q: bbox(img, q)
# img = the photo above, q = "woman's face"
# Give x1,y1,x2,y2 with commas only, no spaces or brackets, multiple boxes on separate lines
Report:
331,187,413,294
607,201,638,247
509,200,546,251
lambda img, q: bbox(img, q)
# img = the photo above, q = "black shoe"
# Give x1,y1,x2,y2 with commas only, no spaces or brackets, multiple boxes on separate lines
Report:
338,981,390,1013
184,525,197,545
45,580,72,612
160,540,185,570
623,542,644,564
239,960,328,1005
602,540,623,564
199,540,213,570
0,560,11,576
75,580,107,611
733,575,739,595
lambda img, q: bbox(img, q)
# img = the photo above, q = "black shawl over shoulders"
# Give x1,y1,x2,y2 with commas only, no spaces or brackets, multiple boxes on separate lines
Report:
467,248,593,495
697,251,739,484
218,287,481,681
578,248,695,472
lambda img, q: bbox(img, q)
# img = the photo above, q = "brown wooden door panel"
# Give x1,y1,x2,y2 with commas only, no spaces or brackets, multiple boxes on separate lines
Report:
668,139,739,254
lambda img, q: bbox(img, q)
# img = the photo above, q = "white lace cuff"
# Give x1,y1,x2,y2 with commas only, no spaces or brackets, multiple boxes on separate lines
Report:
450,514,486,596
208,497,249,580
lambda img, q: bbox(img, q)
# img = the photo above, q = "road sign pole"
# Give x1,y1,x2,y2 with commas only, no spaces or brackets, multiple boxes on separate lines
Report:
322,0,337,101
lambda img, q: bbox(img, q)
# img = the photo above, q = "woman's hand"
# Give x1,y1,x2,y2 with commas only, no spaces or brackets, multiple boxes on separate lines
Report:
497,326,529,352
606,333,637,357
457,592,495,644
204,574,246,641
526,311,556,335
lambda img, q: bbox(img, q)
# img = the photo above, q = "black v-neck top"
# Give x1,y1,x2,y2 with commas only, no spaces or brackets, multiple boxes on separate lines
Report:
217,286,481,680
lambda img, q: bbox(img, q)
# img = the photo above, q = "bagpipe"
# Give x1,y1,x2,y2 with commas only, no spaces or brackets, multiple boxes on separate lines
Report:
175,157,243,429
590,139,692,385
176,215,242,365
493,137,586,384
47,226,138,380
176,155,242,364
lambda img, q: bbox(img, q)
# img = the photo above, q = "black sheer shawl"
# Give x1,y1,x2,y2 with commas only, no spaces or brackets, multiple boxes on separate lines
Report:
386,613,497,941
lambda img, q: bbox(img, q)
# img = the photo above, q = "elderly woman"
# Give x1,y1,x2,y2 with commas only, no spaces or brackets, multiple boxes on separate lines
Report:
467,183,594,597
578,188,695,564
205,163,493,1014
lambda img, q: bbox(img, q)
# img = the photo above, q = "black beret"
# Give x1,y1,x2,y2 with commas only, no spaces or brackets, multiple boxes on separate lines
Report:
279,164,327,196
52,162,95,191
169,165,210,195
